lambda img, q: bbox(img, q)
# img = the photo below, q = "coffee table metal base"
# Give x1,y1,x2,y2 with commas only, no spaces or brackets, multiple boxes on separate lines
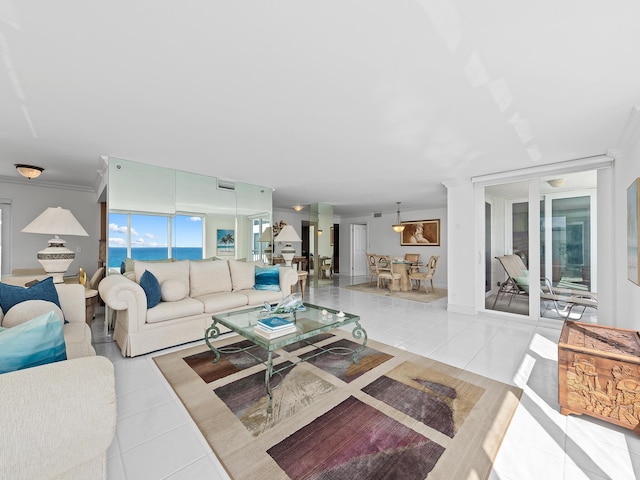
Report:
205,321,367,414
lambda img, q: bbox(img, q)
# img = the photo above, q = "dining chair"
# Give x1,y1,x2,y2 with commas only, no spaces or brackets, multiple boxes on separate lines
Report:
320,256,333,279
89,266,105,290
408,255,439,293
404,253,421,274
376,255,401,290
367,253,379,285
88,267,106,305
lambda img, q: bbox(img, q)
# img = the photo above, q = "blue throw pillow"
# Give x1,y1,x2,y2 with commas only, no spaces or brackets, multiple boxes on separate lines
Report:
0,276,61,314
254,265,281,291
140,270,161,308
0,311,67,374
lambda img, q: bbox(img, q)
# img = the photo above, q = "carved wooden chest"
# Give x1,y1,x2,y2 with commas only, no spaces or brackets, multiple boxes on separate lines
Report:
558,320,640,433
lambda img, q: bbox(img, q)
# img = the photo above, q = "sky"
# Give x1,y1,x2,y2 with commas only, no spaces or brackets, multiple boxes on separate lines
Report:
108,213,203,248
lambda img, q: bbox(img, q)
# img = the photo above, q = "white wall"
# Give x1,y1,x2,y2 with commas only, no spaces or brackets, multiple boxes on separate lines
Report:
0,180,101,278
338,207,448,288
612,107,640,329
444,181,476,314
445,106,640,328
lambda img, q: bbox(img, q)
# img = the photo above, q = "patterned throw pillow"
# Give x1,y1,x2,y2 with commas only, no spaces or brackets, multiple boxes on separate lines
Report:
0,311,67,374
254,265,281,291
0,277,61,314
140,270,161,308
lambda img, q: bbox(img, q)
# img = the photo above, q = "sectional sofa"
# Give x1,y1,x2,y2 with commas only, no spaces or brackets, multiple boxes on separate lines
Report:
0,282,116,479
99,258,299,357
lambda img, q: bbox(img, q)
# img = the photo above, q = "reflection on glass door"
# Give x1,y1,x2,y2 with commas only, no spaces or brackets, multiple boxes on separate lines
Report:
485,181,529,316
485,203,491,293
549,196,591,290
540,189,596,321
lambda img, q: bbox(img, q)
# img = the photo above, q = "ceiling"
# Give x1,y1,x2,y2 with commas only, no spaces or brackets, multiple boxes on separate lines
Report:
1,1,638,216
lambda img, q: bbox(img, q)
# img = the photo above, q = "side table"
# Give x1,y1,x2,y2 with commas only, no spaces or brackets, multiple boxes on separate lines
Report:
85,288,99,325
291,271,308,298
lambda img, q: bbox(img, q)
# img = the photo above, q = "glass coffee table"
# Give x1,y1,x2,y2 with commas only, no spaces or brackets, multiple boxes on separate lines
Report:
205,302,367,413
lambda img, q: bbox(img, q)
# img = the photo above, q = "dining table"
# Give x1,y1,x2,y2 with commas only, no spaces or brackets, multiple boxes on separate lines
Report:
391,260,420,292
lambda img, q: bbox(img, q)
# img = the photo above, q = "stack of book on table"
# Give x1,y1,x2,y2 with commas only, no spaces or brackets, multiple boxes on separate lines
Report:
254,316,297,339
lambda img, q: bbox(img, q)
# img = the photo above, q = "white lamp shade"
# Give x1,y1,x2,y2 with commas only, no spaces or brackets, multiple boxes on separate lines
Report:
258,227,273,243
274,225,301,267
274,225,302,244
21,207,89,237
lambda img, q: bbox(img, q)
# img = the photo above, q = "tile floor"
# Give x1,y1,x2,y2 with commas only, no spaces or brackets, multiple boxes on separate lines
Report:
93,275,640,480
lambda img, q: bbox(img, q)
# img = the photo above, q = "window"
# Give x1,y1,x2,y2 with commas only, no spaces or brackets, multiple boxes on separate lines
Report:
0,200,11,275
108,212,203,269
172,214,204,260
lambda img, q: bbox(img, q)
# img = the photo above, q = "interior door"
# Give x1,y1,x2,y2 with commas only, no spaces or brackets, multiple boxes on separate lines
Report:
351,224,367,276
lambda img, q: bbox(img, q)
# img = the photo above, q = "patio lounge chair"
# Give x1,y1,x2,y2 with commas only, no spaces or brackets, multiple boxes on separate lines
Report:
539,278,597,320
493,254,597,320
492,255,530,308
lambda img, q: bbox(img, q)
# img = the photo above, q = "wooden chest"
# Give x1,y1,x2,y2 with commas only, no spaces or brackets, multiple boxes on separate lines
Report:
558,320,640,433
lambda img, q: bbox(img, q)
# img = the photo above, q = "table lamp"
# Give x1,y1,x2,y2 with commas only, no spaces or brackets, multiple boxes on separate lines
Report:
274,225,302,267
21,207,89,283
258,227,274,263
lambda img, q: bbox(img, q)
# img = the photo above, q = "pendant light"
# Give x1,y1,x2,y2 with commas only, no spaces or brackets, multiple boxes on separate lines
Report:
392,202,405,233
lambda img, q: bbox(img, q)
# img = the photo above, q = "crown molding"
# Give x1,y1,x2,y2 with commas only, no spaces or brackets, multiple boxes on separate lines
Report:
470,155,613,187
442,177,471,189
607,105,640,159
0,175,96,193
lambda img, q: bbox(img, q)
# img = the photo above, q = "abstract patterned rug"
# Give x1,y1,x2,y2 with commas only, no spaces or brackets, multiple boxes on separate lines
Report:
153,331,521,480
342,282,448,303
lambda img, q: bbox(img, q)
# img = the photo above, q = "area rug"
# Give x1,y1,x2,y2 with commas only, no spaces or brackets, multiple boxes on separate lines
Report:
342,282,447,303
153,331,521,480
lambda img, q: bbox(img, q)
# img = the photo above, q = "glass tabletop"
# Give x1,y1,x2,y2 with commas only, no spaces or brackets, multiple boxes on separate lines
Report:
211,302,361,350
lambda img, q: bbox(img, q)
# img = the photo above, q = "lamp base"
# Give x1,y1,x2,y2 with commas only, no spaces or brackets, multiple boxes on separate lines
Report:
281,245,295,268
37,241,75,283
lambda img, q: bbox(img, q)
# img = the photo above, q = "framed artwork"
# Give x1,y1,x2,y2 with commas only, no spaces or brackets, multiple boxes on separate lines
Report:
216,229,235,256
400,219,440,246
628,178,640,285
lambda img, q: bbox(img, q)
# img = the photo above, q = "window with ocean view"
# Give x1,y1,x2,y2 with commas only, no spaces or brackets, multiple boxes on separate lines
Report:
108,212,203,269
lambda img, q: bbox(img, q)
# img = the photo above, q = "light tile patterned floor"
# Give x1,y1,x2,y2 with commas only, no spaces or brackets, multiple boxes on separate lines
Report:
93,275,639,480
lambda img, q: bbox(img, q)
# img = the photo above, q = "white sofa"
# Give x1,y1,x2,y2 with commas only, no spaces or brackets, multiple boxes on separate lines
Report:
0,283,117,480
99,259,299,357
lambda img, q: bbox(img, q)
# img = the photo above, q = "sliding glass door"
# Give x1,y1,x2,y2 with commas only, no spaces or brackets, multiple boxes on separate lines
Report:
543,194,593,292
483,171,598,322
485,180,530,316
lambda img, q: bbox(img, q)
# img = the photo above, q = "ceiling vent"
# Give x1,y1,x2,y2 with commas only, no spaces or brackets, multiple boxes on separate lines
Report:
373,212,382,218
217,179,236,191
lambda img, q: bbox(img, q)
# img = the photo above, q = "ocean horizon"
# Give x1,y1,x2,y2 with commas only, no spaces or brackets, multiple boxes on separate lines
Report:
108,247,203,268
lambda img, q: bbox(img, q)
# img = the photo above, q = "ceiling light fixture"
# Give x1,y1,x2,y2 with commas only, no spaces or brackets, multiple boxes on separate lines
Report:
547,179,565,188
15,164,44,179
292,205,304,212
392,202,405,233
